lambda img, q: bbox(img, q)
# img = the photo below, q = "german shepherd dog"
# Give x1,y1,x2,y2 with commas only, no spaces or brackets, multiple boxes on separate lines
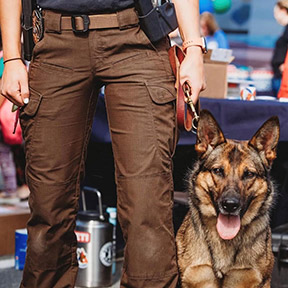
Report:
176,110,280,288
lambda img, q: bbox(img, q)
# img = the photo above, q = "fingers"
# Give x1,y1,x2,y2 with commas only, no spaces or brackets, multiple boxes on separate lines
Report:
181,79,205,104
179,47,206,104
1,89,23,106
180,67,206,104
1,62,30,106
20,78,30,105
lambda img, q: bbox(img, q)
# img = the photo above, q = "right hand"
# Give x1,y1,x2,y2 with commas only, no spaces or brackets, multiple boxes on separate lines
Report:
1,60,29,107
179,46,206,105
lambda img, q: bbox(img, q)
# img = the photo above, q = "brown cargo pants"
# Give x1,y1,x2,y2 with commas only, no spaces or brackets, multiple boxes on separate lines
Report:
19,8,179,288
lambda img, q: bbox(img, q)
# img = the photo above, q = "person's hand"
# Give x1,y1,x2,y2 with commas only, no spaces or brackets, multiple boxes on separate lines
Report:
179,46,206,104
1,60,29,107
279,63,285,73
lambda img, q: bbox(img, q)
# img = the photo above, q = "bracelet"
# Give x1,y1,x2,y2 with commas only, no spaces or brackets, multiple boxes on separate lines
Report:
182,37,208,54
3,57,23,64
182,43,202,53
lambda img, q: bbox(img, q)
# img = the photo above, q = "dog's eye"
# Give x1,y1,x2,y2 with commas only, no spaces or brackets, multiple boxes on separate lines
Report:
243,170,256,179
212,168,224,177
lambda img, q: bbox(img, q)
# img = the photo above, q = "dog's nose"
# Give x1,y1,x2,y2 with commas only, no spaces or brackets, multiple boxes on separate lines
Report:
221,198,240,214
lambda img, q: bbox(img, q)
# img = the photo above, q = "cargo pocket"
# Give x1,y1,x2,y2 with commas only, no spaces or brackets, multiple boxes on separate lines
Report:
21,88,43,117
145,79,176,104
145,80,178,163
20,88,43,161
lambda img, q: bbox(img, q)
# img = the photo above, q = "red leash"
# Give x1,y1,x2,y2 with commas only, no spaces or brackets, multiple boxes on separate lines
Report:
168,45,200,132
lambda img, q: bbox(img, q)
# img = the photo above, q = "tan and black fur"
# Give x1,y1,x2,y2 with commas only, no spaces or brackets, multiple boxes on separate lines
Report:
176,110,280,288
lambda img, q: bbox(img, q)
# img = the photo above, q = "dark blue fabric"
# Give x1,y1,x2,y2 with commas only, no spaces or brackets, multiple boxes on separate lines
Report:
91,96,288,144
91,93,111,143
272,77,282,98
37,0,134,13
179,98,288,144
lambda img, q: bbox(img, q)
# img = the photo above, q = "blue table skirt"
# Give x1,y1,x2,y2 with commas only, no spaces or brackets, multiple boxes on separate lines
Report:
91,95,288,144
179,98,288,145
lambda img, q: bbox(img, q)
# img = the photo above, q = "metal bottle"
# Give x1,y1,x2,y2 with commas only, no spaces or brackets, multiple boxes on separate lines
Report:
75,187,113,288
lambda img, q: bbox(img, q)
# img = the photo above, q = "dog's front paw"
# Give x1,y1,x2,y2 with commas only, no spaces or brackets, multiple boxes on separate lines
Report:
181,264,220,288
223,268,262,288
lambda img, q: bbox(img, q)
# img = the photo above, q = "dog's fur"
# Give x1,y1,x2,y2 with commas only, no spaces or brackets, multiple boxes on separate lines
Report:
176,110,280,288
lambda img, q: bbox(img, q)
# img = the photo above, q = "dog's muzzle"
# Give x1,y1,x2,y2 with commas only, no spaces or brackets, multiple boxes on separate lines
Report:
220,197,240,215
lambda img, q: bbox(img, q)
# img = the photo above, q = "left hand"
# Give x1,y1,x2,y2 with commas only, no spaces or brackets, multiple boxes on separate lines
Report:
179,46,206,104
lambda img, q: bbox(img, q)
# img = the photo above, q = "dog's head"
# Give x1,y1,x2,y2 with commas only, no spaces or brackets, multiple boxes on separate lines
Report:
191,110,280,240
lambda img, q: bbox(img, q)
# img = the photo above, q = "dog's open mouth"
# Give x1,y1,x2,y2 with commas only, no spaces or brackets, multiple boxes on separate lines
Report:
216,213,241,240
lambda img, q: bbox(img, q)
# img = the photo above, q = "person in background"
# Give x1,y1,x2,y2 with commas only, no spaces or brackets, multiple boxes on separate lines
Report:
0,32,29,201
271,0,288,97
0,0,205,287
200,11,229,50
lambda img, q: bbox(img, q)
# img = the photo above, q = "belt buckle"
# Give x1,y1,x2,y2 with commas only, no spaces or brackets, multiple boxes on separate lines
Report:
71,15,90,33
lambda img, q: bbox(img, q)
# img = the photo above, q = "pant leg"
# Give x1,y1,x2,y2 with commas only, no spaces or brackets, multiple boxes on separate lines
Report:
97,25,179,287
19,23,98,288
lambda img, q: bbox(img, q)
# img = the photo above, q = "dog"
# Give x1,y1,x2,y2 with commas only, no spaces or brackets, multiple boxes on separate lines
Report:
176,110,280,288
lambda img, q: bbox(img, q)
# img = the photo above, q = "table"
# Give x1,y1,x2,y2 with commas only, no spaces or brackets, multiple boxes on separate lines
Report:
91,95,288,144
179,97,288,145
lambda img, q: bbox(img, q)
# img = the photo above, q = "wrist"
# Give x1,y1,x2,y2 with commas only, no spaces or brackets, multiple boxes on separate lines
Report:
3,57,23,65
182,37,208,54
185,45,203,55
3,48,22,62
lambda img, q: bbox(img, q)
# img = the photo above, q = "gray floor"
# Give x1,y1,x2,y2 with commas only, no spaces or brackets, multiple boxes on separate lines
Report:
0,256,122,288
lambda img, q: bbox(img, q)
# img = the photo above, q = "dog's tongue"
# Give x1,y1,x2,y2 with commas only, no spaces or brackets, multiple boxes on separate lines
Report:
216,214,241,240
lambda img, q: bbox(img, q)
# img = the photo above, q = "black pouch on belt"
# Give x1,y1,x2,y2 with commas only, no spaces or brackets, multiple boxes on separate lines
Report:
21,0,37,61
134,0,178,43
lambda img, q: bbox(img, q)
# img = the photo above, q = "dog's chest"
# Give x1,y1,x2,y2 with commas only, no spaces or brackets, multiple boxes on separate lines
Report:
208,232,240,275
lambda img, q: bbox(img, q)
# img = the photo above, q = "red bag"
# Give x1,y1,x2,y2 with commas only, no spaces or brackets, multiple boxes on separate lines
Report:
278,51,288,99
0,99,23,145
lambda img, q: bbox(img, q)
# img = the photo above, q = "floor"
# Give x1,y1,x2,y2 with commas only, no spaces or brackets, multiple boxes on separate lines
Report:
0,255,122,288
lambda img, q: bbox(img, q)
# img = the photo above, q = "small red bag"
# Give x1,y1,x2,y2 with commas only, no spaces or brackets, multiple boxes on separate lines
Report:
278,51,288,99
0,99,23,145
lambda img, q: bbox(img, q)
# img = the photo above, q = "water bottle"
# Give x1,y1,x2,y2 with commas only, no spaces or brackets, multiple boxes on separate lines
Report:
75,187,113,287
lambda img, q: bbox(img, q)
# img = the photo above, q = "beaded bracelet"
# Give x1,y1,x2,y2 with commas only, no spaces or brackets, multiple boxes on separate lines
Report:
3,57,23,64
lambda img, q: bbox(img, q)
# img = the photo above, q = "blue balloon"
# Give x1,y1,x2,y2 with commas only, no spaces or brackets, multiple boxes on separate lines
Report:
200,0,214,14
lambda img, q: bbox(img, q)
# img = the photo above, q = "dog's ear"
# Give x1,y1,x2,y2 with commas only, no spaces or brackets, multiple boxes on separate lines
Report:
248,116,280,168
195,110,226,158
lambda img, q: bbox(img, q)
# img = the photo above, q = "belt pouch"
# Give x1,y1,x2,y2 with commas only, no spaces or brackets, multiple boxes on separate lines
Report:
21,0,37,61
134,0,178,42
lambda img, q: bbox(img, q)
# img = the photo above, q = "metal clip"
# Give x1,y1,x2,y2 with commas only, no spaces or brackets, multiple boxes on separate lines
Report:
183,82,199,132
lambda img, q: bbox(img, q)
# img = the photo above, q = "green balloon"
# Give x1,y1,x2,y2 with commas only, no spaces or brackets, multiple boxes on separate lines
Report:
213,0,231,14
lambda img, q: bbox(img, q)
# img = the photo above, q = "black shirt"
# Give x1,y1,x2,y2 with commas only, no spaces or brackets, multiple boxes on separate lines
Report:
271,25,288,78
37,0,135,13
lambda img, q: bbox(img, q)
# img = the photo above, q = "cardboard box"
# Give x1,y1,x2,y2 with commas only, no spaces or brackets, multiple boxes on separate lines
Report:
200,49,234,99
0,206,30,256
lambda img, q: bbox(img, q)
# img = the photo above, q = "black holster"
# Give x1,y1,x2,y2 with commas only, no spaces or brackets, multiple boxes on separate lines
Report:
134,0,178,43
21,0,36,61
